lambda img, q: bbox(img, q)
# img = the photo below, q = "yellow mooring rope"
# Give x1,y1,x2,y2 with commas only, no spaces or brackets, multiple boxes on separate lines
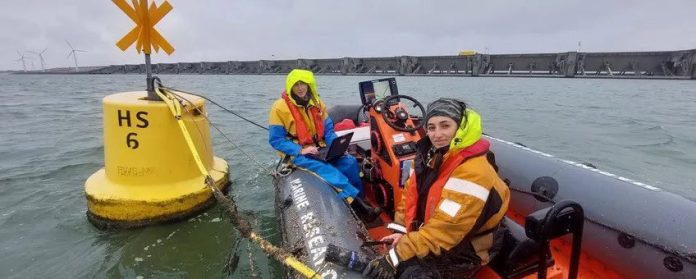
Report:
154,88,322,279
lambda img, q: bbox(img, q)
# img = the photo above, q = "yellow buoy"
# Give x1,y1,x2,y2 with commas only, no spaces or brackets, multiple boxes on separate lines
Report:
85,91,229,229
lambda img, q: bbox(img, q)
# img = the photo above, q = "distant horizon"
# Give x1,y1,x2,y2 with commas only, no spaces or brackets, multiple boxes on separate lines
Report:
5,46,695,73
3,1,696,71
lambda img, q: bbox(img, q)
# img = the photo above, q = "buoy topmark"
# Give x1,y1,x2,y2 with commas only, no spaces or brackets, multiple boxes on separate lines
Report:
85,91,230,229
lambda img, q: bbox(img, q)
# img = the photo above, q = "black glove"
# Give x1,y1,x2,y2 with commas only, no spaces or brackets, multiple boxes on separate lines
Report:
361,255,396,279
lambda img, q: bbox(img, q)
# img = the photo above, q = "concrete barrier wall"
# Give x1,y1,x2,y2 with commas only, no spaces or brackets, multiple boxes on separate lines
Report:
87,49,696,79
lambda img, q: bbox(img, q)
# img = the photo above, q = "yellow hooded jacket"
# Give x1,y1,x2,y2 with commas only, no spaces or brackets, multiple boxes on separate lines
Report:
268,69,337,156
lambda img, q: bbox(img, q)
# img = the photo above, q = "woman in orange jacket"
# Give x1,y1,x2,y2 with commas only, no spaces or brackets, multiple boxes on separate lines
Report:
364,98,510,279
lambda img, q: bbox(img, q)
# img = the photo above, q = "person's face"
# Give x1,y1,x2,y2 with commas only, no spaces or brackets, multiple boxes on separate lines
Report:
427,116,458,149
292,81,309,98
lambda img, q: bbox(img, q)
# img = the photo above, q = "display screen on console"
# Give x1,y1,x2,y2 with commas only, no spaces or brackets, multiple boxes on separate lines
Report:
359,78,399,106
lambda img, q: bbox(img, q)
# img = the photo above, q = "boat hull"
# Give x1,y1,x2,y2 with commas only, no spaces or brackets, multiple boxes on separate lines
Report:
488,136,696,278
274,168,375,278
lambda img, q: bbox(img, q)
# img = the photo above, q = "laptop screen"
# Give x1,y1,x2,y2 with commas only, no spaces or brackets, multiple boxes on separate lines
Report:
327,132,353,155
316,132,353,161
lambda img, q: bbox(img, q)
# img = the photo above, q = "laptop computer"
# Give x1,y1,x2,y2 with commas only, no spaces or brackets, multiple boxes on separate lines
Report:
307,132,354,162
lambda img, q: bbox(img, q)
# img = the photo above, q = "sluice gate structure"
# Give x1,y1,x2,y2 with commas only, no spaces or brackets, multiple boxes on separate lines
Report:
90,49,696,79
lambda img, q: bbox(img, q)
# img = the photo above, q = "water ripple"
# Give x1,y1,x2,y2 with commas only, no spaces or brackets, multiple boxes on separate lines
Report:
1,74,695,278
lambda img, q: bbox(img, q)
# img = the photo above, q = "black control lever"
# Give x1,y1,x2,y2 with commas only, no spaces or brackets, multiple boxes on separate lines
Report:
525,200,584,279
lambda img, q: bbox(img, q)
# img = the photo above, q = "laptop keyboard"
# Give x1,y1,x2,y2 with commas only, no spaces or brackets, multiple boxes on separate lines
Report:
317,148,329,159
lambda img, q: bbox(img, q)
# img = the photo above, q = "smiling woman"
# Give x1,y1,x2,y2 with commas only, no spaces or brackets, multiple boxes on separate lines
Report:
425,99,467,149
427,116,458,149
362,98,509,279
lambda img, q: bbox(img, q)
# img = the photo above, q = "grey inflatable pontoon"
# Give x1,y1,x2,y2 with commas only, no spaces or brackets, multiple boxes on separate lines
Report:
488,135,696,278
274,168,375,279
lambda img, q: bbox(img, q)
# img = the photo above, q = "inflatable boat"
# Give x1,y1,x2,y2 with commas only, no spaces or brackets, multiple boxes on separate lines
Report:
273,78,695,279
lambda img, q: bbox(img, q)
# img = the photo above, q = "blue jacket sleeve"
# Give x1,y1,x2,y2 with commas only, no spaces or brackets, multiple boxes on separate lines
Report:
323,117,338,147
269,125,302,156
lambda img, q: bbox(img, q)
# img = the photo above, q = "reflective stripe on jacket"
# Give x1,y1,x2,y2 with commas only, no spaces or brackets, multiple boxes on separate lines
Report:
391,138,510,265
403,139,490,231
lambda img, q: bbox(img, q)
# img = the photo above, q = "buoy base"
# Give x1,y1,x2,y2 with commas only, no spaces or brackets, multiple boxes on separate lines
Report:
85,157,230,230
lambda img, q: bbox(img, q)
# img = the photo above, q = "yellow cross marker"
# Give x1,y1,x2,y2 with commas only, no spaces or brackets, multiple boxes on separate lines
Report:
114,0,174,55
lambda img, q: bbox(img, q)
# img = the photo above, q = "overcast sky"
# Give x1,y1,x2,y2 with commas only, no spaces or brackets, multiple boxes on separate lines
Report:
1,0,695,71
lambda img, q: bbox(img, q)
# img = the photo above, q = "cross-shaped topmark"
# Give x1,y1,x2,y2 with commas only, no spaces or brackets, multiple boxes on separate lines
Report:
113,0,174,55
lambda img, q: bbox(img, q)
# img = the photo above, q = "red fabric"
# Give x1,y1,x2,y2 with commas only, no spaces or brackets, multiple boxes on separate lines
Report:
281,91,324,145
403,139,490,231
334,119,357,131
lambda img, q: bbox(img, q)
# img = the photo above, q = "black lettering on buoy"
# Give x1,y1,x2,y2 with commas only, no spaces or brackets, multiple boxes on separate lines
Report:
118,110,131,127
136,111,149,128
127,132,139,149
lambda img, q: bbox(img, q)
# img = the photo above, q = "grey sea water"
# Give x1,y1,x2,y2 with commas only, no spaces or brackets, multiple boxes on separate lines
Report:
0,74,694,278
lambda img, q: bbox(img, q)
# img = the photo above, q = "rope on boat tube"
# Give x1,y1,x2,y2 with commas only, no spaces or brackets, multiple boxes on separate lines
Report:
154,86,323,279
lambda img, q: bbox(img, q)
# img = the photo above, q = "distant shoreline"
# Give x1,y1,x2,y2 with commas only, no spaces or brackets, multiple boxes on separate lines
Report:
7,48,696,79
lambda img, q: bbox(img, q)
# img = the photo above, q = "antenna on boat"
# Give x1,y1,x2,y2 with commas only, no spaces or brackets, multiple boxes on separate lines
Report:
65,41,86,72
113,0,174,100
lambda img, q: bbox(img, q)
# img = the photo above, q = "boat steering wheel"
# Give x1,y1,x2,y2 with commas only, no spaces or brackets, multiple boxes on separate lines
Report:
380,95,425,132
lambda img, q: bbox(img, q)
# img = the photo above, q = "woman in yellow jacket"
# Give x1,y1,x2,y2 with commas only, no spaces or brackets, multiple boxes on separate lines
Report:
268,69,380,220
363,98,510,279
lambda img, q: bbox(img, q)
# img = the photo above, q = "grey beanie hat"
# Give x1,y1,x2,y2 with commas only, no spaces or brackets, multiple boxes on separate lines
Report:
425,98,466,125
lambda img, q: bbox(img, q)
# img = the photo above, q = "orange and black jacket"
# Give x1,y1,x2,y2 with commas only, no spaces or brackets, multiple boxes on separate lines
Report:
387,112,510,267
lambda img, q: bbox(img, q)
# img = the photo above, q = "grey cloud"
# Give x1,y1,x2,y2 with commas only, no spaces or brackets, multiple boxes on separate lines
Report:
1,0,695,71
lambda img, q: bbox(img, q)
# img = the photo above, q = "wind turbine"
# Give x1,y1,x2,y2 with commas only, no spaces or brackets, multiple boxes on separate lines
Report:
15,51,27,72
30,48,48,72
66,40,87,72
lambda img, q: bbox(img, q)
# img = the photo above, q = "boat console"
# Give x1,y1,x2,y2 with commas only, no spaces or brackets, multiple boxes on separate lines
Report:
356,78,425,217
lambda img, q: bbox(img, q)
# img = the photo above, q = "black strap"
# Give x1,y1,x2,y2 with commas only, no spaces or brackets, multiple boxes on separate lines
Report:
486,151,499,172
472,223,500,238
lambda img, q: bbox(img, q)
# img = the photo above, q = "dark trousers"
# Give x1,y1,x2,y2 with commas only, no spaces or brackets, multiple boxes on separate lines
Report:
396,258,482,279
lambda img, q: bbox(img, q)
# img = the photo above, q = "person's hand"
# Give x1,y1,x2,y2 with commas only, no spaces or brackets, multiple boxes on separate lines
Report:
362,255,396,279
300,146,319,155
380,233,403,248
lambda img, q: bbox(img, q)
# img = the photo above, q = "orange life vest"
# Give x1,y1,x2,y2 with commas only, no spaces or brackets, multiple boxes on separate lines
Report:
403,139,490,232
281,91,324,146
